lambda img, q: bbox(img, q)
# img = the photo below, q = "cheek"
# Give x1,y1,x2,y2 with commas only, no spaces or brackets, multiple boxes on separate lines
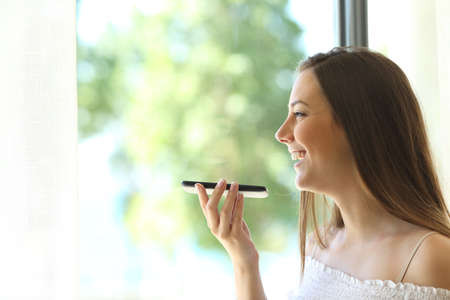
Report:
293,120,332,153
293,127,313,149
293,120,346,162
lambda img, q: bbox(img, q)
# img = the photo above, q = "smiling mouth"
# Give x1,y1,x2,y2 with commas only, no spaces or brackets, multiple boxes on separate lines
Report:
291,151,306,160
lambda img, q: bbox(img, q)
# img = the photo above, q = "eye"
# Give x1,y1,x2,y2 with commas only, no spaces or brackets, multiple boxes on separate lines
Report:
294,112,306,119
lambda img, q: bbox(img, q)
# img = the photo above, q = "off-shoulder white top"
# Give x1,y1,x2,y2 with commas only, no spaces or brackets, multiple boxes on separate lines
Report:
286,231,450,299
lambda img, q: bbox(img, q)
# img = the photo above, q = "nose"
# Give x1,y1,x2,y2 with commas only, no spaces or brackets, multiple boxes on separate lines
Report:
274,119,294,144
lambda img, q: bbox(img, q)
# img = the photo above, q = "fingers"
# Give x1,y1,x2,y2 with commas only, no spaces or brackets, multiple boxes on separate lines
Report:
231,193,244,234
196,183,208,216
231,190,238,220
218,182,239,236
205,179,227,231
241,218,251,239
196,179,244,239
195,182,216,229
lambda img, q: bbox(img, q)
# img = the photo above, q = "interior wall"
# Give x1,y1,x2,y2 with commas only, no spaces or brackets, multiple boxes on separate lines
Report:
368,0,450,204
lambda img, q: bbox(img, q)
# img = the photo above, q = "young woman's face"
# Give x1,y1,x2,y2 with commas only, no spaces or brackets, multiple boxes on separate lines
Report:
274,68,355,193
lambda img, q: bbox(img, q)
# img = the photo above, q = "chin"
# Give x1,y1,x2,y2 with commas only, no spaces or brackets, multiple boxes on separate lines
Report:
295,177,316,194
295,178,307,191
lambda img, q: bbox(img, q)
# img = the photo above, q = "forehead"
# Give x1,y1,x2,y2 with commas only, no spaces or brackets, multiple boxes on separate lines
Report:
289,69,323,107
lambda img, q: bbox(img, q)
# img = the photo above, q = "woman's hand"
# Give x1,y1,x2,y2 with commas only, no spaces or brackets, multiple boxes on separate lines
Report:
196,179,259,269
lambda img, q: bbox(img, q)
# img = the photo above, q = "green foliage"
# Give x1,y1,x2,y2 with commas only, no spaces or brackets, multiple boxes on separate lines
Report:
78,0,306,257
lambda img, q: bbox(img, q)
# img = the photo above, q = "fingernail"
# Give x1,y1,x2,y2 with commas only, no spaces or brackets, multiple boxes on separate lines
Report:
217,179,224,188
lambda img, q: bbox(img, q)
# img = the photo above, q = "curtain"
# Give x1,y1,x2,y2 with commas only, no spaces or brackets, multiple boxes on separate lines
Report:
0,0,78,299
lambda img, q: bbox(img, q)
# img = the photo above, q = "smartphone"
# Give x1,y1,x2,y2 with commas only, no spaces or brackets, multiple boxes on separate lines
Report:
181,180,269,198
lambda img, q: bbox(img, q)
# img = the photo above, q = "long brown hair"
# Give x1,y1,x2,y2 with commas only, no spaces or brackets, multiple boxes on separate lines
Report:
296,46,450,281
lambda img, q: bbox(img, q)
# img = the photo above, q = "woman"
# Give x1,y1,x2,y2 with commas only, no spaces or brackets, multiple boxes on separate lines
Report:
195,47,450,299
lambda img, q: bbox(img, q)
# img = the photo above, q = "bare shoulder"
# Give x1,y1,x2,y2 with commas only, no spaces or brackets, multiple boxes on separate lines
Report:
404,232,450,290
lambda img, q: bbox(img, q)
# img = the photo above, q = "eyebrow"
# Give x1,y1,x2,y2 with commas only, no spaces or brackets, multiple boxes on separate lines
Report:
289,99,309,108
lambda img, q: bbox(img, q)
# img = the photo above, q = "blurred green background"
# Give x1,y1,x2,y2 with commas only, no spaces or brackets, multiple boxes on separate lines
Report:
76,0,318,298
78,0,304,254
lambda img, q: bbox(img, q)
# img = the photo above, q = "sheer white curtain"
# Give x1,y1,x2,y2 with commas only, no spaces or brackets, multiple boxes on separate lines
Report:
0,0,78,299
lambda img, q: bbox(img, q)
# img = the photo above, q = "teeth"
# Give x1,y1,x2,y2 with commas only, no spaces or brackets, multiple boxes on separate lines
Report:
291,151,306,160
